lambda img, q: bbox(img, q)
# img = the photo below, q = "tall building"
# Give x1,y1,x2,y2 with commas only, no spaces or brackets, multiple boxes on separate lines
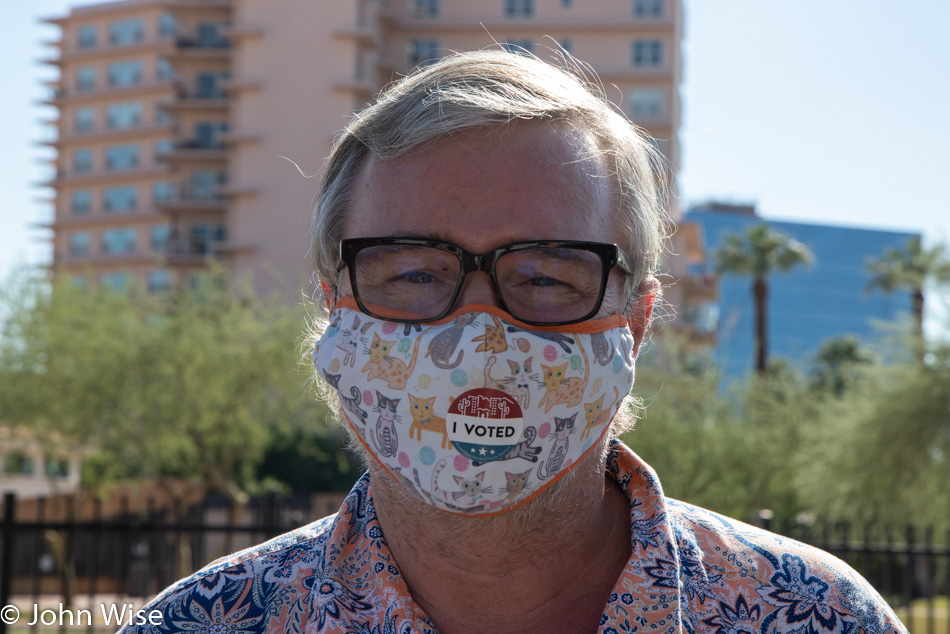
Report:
41,0,683,301
682,203,919,379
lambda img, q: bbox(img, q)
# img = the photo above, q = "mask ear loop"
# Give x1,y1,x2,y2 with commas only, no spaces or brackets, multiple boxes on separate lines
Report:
320,281,335,311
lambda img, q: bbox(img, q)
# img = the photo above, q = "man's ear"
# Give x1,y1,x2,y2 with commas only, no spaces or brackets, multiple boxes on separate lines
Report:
625,278,659,358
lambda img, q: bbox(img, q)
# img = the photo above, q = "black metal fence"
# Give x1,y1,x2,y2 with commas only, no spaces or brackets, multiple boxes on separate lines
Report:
1,492,947,633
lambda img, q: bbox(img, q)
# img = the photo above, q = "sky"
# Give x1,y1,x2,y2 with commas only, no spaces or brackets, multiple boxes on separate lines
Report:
2,1,949,286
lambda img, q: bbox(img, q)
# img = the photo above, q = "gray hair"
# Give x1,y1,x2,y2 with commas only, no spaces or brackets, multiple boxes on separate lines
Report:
311,49,671,306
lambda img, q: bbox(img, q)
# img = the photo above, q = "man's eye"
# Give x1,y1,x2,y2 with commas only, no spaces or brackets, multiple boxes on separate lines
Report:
525,275,562,287
398,271,434,283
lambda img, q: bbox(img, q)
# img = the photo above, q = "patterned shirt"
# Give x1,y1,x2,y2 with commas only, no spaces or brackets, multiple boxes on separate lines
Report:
120,442,907,633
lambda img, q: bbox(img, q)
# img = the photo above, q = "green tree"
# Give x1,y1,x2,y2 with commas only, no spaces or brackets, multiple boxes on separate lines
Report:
713,224,814,374
799,336,950,530
0,269,351,510
809,335,878,398
624,335,813,525
866,236,950,338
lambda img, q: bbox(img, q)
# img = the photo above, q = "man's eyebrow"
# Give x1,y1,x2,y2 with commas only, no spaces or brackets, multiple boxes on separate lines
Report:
389,230,455,243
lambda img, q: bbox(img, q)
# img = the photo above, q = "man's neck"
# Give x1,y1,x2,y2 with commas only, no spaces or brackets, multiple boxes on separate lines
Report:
370,441,632,634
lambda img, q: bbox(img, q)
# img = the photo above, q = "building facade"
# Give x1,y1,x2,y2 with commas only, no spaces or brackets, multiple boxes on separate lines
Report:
42,0,683,300
682,204,918,380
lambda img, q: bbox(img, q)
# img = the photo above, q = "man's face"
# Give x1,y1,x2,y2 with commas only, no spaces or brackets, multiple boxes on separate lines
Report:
340,121,631,322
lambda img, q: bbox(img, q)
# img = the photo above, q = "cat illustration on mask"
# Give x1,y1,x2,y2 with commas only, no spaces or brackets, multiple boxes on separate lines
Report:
506,326,574,353
430,458,488,512
407,394,452,449
483,355,535,410
502,468,532,504
338,314,373,368
452,471,493,507
589,331,616,366
321,370,368,426
392,465,434,505
537,339,589,414
362,332,423,390
471,425,541,467
370,390,400,458
426,313,478,369
537,413,577,481
472,313,508,354
580,384,621,442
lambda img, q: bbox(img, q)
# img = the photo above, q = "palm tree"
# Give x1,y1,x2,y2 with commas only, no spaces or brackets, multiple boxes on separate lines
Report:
866,236,950,338
713,224,814,375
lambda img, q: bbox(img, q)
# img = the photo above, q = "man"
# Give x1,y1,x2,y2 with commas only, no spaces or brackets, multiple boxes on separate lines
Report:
121,52,905,633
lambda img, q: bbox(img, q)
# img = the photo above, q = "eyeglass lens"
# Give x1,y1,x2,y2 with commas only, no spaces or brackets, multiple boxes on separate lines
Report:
352,244,604,323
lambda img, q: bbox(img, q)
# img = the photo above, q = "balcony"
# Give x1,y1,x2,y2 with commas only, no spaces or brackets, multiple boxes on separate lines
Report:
46,164,171,187
47,123,175,147
47,38,175,63
42,80,176,106
165,237,227,264
175,34,230,49
157,139,228,163
155,185,227,212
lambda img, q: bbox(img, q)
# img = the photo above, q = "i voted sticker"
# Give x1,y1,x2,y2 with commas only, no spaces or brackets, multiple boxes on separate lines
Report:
447,388,524,462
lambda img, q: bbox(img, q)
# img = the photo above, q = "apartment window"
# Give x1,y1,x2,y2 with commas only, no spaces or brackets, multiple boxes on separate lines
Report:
103,185,138,212
156,58,175,81
77,25,97,49
560,0,572,6
504,0,534,17
409,39,441,67
74,107,95,133
558,38,573,54
105,144,139,170
632,40,663,67
101,228,137,254
159,14,177,38
4,453,34,476
73,148,93,174
45,456,70,478
108,60,143,87
99,272,129,290
109,18,144,45
197,22,229,48
106,101,142,129
71,190,92,215
155,104,173,124
151,224,171,251
69,232,90,257
154,139,174,160
502,39,534,55
194,121,228,148
189,223,226,254
148,269,172,293
191,170,227,199
628,88,664,119
634,0,664,18
195,72,228,98
413,0,439,17
71,274,88,288
152,182,175,203
76,66,96,91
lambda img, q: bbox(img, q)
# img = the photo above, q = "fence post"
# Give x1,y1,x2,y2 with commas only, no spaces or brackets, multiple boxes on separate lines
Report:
1,492,17,634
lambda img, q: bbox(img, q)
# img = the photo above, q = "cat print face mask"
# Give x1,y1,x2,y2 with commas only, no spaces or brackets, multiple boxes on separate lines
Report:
312,298,637,515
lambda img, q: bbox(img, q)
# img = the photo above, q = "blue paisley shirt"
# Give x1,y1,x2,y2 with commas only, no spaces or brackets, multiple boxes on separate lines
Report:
119,442,906,633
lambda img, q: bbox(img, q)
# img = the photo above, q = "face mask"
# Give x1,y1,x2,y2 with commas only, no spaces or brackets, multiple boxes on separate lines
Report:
312,299,636,515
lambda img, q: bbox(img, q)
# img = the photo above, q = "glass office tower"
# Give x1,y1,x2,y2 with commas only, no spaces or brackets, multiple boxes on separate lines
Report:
683,204,918,380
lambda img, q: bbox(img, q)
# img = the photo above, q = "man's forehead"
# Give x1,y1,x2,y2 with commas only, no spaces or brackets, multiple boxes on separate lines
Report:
342,121,616,252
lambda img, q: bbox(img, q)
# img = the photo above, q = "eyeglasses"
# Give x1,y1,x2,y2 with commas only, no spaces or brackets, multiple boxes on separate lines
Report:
338,237,631,325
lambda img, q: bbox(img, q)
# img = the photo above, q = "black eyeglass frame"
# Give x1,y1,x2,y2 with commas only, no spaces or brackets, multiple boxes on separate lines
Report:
337,237,632,326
